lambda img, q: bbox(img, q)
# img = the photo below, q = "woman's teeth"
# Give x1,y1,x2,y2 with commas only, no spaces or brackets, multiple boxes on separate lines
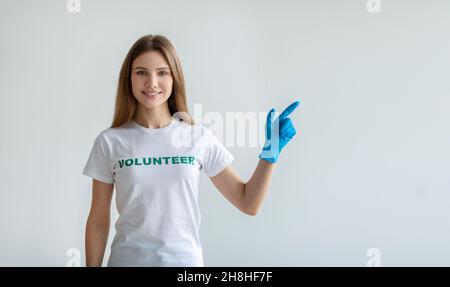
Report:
143,91,162,97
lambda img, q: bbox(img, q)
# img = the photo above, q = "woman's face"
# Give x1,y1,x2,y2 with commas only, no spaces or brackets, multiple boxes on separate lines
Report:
131,50,173,110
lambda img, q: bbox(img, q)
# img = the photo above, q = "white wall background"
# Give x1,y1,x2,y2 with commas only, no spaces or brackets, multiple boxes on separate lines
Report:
1,0,449,266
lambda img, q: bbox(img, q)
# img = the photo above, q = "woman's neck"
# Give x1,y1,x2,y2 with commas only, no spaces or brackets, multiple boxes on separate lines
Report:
134,105,172,129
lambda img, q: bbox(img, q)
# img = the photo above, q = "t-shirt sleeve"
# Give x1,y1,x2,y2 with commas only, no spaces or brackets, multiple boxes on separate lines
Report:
202,127,234,177
82,133,114,184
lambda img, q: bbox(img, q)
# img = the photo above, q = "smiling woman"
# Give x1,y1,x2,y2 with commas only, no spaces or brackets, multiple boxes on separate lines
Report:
82,34,298,268
83,34,236,268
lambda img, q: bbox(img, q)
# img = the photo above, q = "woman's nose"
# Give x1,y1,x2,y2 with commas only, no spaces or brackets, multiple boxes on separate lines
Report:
145,75,158,88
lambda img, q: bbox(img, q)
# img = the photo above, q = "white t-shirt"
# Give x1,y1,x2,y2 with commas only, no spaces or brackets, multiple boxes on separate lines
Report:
82,118,234,267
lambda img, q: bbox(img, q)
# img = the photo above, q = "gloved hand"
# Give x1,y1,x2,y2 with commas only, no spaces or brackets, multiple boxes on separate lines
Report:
259,101,300,163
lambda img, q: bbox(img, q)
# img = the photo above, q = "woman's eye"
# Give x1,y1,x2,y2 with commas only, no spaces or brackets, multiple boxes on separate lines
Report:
136,71,168,76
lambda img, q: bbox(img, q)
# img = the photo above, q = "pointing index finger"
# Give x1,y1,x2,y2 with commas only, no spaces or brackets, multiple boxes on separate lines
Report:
279,100,300,120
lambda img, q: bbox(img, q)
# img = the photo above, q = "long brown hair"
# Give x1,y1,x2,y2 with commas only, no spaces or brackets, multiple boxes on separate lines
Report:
110,34,192,128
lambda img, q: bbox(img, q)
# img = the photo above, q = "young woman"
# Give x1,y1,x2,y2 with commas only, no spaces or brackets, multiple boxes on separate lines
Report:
83,34,300,267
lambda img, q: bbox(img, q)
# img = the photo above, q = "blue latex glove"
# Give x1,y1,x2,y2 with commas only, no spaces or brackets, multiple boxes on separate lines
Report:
259,101,300,163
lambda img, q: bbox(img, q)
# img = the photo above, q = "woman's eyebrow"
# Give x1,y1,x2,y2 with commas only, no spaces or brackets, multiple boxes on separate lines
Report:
134,66,170,70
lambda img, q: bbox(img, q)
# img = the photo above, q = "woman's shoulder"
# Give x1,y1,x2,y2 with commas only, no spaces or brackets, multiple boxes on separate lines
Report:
94,121,134,141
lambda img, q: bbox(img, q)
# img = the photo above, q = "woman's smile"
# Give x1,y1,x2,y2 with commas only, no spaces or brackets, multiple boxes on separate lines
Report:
142,90,163,99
